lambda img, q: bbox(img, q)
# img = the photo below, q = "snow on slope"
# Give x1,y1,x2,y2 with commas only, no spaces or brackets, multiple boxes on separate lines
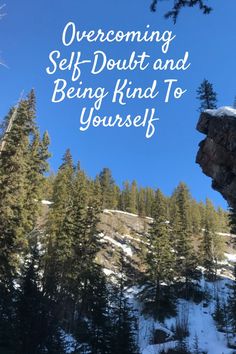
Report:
100,234,133,257
62,252,236,354
104,209,153,222
104,209,139,218
126,267,236,354
187,301,230,354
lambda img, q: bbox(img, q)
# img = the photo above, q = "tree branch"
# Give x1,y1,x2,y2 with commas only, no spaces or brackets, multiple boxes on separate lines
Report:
151,0,212,23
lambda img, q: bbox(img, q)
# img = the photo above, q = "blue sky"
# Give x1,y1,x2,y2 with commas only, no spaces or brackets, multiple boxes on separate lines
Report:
0,0,236,208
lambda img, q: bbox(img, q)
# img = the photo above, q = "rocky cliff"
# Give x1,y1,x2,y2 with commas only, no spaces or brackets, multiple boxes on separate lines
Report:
196,107,236,209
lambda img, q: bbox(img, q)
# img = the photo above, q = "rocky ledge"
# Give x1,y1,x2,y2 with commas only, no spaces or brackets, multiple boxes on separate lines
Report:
196,107,236,209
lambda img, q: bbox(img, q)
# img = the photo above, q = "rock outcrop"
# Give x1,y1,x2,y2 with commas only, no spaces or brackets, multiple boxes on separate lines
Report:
196,107,236,208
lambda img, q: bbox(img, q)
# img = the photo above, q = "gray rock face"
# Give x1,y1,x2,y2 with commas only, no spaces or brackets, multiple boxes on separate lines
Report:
196,111,236,208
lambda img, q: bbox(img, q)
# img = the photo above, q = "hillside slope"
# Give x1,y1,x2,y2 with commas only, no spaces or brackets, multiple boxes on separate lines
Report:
41,204,236,353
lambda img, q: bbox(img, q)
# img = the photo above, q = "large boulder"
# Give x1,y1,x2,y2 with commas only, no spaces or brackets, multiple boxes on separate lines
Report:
196,107,236,209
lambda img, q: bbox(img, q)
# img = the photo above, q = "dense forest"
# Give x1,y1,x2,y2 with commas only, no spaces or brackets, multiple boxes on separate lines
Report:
0,91,236,354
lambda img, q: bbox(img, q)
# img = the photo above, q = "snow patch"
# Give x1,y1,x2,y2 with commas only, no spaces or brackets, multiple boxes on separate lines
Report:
218,232,236,238
205,106,236,118
103,209,139,218
103,268,115,276
41,200,53,205
103,235,133,257
225,253,236,263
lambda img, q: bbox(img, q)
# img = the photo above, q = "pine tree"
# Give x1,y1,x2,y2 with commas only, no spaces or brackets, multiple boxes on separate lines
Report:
144,189,176,319
0,94,34,278
137,187,146,217
229,207,236,234
109,253,139,354
201,199,225,280
76,266,112,354
43,173,55,201
145,187,155,217
15,245,65,354
0,92,51,352
44,154,105,347
25,130,51,231
190,199,202,235
128,180,138,214
198,201,206,230
120,181,131,212
213,296,225,330
171,183,199,297
196,79,217,111
216,207,229,233
98,167,117,209
228,265,236,333
44,149,75,299
0,91,50,273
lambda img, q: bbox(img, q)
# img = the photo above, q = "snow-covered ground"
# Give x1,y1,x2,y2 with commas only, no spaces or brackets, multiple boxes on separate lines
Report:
126,261,236,354
62,256,236,354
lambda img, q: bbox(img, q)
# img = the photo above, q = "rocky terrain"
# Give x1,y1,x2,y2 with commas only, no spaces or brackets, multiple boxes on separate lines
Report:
196,107,236,209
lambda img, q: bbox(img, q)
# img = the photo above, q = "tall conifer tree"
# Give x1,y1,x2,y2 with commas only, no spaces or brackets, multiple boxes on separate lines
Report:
145,189,175,319
171,183,199,296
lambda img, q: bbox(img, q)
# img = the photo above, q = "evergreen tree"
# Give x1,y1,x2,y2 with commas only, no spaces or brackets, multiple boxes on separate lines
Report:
44,154,106,350
0,92,50,352
44,149,75,299
190,199,202,235
98,167,117,209
145,187,155,217
25,130,51,231
196,79,217,111
201,199,225,280
144,189,176,319
213,296,226,331
229,207,236,234
0,91,48,279
216,206,229,233
109,253,139,354
120,181,131,212
198,201,206,231
171,183,199,297
76,266,112,354
128,180,138,214
228,265,236,332
137,187,146,217
15,245,65,354
43,173,55,201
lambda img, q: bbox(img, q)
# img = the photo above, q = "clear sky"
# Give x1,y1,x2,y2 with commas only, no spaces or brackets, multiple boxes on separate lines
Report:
0,0,235,208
